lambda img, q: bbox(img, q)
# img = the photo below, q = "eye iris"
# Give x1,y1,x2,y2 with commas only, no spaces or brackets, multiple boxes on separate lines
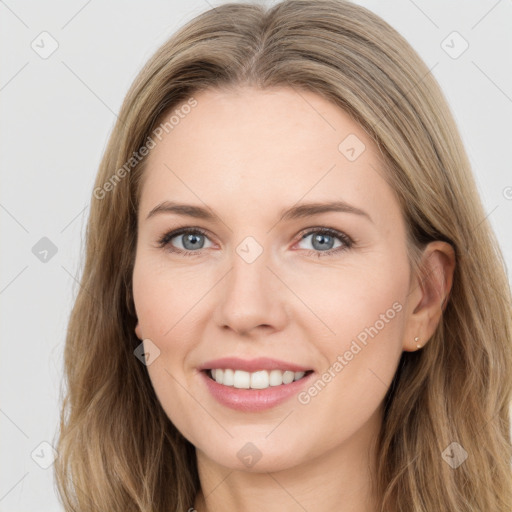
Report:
312,233,334,251
182,233,204,250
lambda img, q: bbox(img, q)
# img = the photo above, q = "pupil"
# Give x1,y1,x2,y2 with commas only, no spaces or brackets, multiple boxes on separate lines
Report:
184,233,203,250
313,234,333,251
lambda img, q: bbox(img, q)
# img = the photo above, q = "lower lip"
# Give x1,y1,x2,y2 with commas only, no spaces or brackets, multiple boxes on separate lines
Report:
200,370,315,412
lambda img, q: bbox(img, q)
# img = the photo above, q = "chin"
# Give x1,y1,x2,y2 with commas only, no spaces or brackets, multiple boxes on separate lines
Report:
196,437,307,474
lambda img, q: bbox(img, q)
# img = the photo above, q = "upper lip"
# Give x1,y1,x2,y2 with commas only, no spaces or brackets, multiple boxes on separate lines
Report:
198,357,312,373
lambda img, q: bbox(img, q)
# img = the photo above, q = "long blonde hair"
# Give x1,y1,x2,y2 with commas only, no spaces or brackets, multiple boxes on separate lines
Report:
54,1,512,510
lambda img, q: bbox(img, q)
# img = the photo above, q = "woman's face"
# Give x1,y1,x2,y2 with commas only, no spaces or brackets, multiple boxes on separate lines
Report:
132,86,418,473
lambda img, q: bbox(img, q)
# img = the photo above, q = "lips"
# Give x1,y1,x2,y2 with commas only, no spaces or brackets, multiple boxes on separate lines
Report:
198,356,312,373
198,357,315,411
201,371,315,412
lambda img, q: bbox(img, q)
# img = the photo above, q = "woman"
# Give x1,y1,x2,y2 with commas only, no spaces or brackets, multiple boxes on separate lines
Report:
54,1,512,510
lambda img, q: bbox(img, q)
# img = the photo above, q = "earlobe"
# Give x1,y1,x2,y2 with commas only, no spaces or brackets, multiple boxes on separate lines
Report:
134,321,143,340
404,241,456,351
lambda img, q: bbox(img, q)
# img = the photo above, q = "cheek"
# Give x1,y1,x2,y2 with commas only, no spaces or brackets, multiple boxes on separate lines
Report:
132,254,212,381
132,258,204,437
329,256,408,374
132,255,198,336
291,268,406,447
302,256,409,409
291,257,407,344
132,268,168,336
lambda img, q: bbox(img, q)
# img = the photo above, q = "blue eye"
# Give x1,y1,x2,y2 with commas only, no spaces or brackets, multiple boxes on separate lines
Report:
157,226,353,258
157,228,212,256
296,227,353,257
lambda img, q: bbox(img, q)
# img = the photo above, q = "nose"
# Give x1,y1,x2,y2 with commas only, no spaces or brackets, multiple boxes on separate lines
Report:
213,244,288,337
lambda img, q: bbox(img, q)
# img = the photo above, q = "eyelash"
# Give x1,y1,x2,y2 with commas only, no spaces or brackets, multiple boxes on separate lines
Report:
156,226,354,258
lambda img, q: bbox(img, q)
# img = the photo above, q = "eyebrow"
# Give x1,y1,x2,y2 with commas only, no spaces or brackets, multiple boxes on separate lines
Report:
145,200,372,223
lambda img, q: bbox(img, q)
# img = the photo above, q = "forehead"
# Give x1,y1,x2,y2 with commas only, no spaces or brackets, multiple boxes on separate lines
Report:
138,86,401,229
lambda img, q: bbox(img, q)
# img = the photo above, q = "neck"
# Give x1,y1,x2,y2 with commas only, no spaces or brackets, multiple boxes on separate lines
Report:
193,405,382,512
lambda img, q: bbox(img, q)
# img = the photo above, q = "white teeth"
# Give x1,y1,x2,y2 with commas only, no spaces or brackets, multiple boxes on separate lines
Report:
209,368,309,389
223,368,234,386
250,370,269,389
269,369,283,386
282,370,294,384
233,370,250,389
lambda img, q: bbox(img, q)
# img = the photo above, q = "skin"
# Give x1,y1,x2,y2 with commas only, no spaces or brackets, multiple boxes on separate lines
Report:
132,86,455,512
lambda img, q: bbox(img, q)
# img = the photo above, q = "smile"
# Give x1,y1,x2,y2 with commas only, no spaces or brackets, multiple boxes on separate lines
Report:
208,368,312,389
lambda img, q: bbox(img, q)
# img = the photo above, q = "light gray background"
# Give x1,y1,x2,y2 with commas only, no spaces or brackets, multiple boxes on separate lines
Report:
1,1,511,510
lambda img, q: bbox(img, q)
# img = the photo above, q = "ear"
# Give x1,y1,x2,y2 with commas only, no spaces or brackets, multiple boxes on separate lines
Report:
135,321,143,340
402,241,455,351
